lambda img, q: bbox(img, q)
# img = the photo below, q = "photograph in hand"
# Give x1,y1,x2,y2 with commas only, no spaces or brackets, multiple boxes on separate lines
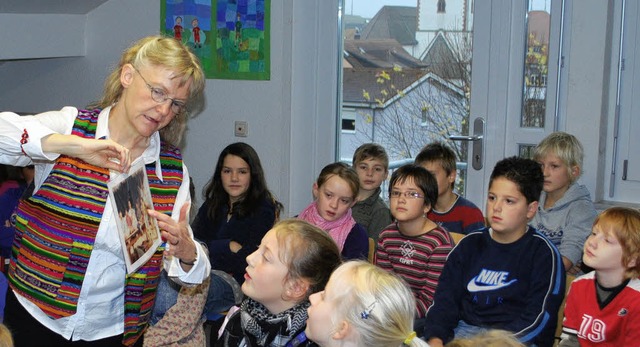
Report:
109,161,162,273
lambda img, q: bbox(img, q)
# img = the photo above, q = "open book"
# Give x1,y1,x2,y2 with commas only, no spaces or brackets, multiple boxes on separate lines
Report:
108,161,162,274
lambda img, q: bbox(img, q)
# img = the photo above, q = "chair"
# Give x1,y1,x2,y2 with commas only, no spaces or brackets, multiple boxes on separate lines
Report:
450,232,465,245
553,274,576,346
368,238,375,263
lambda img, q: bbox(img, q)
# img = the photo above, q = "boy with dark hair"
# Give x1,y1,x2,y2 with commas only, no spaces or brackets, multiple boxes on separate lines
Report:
415,142,484,234
424,157,565,347
351,143,392,240
376,164,453,336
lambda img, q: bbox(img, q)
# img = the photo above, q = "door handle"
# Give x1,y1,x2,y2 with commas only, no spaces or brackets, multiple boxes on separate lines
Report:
449,135,483,141
449,117,485,170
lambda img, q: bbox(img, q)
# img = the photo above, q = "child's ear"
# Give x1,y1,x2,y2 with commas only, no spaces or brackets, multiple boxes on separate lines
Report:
332,320,351,340
627,257,637,269
312,182,319,199
284,278,310,302
526,201,539,220
423,202,431,216
448,169,457,184
570,165,581,180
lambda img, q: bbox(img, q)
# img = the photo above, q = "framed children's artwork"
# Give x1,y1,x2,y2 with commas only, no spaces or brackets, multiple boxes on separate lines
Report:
109,161,162,274
162,0,271,80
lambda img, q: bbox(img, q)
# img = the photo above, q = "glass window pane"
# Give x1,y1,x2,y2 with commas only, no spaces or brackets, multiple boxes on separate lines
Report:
521,1,552,128
518,144,537,159
340,0,473,196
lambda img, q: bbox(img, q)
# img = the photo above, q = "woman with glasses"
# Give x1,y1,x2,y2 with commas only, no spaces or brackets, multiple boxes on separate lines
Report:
375,164,454,338
0,35,209,347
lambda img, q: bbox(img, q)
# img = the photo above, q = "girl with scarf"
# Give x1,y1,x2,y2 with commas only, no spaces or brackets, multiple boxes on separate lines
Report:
215,219,342,347
298,162,368,260
151,142,281,325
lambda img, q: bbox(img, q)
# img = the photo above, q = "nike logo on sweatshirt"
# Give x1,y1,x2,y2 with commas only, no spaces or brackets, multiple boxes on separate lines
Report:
467,269,518,292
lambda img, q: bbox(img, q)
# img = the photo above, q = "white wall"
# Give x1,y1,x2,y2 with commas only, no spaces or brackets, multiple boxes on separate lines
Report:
0,1,159,113
0,0,340,217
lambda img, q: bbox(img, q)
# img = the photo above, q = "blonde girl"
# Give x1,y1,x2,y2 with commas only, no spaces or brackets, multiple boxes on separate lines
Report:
306,261,429,347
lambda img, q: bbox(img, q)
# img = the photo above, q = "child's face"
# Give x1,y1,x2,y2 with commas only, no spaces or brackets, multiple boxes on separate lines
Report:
221,154,251,204
420,160,455,197
390,177,430,223
306,275,339,344
583,226,627,273
537,153,575,196
243,228,290,313
355,158,388,193
313,175,356,222
486,177,537,242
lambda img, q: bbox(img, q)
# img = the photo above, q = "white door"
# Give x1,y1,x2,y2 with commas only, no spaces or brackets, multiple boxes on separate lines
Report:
607,0,640,203
463,0,563,208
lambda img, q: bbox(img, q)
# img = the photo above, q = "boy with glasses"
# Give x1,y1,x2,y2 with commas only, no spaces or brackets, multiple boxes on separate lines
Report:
376,164,454,337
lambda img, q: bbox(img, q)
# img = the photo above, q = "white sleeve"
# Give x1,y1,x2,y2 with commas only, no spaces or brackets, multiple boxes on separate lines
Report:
0,107,78,166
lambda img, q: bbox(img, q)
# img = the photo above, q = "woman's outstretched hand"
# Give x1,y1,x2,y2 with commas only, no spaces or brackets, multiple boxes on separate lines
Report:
41,134,131,172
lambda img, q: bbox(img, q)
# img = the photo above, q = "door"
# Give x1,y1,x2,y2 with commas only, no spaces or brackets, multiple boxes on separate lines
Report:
607,0,640,203
463,0,564,208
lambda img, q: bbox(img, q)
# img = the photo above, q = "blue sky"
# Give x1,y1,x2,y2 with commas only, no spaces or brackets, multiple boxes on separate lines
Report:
346,0,416,19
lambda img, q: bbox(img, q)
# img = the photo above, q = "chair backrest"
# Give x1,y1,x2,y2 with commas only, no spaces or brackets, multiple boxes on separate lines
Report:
554,274,576,345
450,232,465,245
368,238,375,263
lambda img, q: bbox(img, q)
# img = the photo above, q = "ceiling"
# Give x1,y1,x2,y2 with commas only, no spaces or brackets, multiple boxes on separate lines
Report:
0,0,109,14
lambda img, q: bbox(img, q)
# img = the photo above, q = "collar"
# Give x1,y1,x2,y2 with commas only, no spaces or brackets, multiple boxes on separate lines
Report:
96,107,164,181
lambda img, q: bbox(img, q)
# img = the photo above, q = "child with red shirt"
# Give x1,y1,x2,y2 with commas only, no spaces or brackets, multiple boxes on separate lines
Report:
560,207,640,346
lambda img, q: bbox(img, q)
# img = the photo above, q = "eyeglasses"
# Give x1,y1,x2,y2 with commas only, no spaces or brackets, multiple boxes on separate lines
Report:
133,67,186,114
389,191,425,199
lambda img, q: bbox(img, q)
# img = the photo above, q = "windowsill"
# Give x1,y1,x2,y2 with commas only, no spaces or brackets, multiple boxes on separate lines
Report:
594,200,640,212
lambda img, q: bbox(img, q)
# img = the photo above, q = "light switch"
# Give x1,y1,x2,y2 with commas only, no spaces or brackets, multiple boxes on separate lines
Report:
235,121,248,137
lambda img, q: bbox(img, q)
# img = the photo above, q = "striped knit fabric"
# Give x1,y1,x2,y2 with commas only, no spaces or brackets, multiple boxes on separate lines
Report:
7,109,183,346
122,145,183,346
375,224,454,318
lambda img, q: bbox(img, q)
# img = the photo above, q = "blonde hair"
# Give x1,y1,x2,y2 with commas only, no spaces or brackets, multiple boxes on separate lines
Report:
445,330,524,347
0,324,14,347
89,35,205,146
272,219,342,297
592,207,640,278
328,261,428,347
533,132,584,183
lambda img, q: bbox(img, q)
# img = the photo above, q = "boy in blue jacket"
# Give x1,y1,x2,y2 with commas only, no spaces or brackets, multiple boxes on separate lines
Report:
424,157,565,347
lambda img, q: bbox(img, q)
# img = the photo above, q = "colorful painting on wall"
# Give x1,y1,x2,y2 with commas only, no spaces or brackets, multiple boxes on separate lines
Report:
162,0,270,80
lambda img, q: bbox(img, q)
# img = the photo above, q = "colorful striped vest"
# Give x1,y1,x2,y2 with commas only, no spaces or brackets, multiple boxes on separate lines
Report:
8,109,184,346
